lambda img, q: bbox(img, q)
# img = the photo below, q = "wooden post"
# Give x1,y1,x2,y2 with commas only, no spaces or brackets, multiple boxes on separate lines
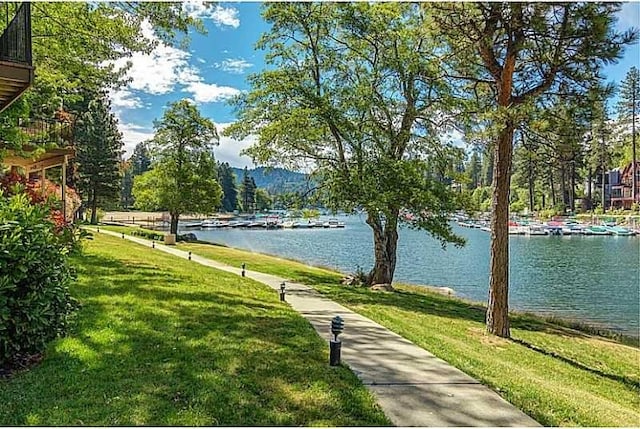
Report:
40,168,46,196
61,156,67,222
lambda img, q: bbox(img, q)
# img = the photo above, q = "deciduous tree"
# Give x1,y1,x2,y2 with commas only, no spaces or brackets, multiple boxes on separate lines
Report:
227,2,463,286
133,100,221,234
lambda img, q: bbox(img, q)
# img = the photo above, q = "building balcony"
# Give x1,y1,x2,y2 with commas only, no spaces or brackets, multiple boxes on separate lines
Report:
0,3,33,114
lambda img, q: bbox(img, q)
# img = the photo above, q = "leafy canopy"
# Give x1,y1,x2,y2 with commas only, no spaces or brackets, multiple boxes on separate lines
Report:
226,2,463,247
133,100,222,221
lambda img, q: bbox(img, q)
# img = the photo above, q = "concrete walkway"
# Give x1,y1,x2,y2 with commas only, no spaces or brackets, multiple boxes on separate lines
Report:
93,228,539,427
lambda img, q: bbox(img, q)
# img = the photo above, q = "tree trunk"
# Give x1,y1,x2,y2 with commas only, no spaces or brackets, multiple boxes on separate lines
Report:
570,163,576,213
601,133,607,213
366,210,399,286
170,212,179,235
90,187,98,225
560,164,567,211
487,126,513,338
549,171,556,207
587,167,593,207
632,91,637,206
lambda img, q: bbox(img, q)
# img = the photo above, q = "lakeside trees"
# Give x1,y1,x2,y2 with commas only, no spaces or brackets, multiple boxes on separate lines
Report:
132,100,222,235
431,2,636,337
617,67,640,204
227,2,464,287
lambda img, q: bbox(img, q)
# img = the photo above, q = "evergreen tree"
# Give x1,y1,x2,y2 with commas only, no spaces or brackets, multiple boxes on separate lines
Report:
75,93,123,224
131,142,152,176
240,167,256,213
432,2,636,338
121,161,134,209
616,67,640,204
466,151,482,190
480,148,493,187
217,162,238,212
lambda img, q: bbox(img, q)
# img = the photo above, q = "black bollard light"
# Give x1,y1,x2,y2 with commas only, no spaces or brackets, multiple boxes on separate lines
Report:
329,315,344,366
97,226,100,232
280,281,286,302
241,263,246,277
152,240,155,248
188,251,192,260
121,232,125,239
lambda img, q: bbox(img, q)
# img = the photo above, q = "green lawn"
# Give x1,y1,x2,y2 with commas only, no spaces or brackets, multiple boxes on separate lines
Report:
178,241,640,427
0,234,389,426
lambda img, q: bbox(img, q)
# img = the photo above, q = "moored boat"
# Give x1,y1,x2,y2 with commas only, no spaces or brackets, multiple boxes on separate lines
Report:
526,224,548,236
584,225,610,235
606,226,635,236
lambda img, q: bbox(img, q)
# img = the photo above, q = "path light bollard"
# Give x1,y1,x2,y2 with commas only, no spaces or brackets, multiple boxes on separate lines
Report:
121,232,125,239
330,315,344,366
280,281,286,302
152,240,155,249
188,251,192,260
241,263,246,277
97,226,99,232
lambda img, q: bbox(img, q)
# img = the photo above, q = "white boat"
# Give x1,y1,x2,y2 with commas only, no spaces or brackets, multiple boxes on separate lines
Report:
526,225,548,236
201,220,226,228
480,226,491,232
281,220,298,228
324,218,345,228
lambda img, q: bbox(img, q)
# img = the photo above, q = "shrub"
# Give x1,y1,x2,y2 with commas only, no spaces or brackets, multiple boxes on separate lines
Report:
0,193,79,367
129,228,164,241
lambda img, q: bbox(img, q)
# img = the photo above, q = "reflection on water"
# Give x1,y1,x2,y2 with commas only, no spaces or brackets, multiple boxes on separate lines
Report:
181,215,640,335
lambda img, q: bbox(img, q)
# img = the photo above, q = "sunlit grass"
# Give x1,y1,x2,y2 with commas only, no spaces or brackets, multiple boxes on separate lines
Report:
179,241,640,427
0,234,389,426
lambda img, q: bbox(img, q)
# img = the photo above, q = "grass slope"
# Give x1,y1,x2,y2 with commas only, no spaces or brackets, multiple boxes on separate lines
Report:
0,234,389,426
178,241,640,427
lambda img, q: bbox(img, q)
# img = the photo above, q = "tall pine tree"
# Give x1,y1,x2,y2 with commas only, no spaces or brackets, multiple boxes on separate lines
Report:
240,167,256,213
617,67,640,205
75,93,124,224
131,142,152,176
217,162,238,212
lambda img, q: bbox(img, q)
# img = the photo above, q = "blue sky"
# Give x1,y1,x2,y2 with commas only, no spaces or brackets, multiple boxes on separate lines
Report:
111,1,640,168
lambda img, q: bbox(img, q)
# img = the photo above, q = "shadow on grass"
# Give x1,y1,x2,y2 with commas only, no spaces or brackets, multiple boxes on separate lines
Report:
313,284,640,388
511,337,640,389
0,250,388,426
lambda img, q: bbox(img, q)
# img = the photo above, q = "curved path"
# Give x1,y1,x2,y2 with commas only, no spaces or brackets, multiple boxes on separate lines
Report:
92,228,539,427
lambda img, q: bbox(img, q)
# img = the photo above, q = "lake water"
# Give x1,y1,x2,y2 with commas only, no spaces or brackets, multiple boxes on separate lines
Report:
179,215,640,336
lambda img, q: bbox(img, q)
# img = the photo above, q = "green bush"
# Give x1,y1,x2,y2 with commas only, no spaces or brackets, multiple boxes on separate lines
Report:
0,193,79,366
129,229,164,241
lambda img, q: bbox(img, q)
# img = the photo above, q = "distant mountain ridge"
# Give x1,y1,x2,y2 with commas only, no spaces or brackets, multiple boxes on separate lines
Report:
231,167,309,194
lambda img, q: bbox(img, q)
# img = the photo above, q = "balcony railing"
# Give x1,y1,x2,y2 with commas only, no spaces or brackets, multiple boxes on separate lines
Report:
0,3,32,65
18,117,74,144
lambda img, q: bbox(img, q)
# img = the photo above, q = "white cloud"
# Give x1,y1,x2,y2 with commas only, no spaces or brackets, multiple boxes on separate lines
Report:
119,123,155,158
220,58,253,74
182,2,240,28
184,82,241,103
109,89,142,111
196,57,206,64
109,21,198,96
215,122,256,167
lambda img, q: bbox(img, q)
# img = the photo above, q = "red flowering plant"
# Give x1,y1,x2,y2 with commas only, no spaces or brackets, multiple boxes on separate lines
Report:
0,170,84,248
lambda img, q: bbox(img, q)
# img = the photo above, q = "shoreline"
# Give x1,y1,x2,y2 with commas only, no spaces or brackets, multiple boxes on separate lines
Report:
94,224,640,345
183,237,639,346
